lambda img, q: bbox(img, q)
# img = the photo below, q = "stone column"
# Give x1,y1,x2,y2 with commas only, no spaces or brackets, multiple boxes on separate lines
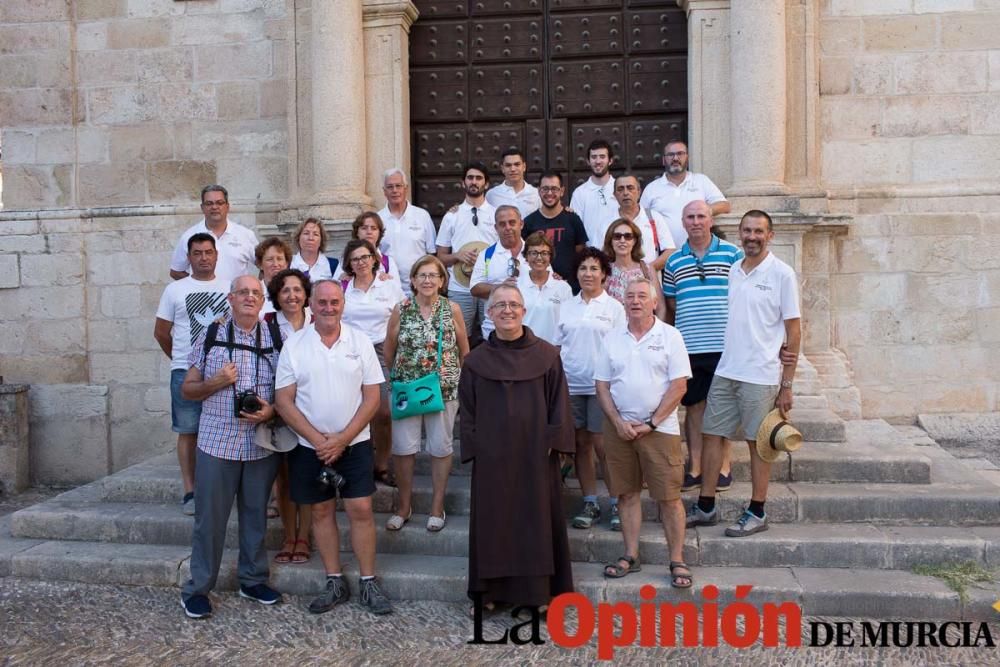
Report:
678,0,732,190
311,0,371,210
0,384,30,494
728,0,788,195
362,0,419,210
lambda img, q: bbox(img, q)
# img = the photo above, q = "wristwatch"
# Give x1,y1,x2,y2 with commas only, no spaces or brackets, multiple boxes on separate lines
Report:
780,379,793,389
645,419,657,430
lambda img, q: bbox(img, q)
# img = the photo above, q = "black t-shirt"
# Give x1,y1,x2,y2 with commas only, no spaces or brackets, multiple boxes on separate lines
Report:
522,209,589,293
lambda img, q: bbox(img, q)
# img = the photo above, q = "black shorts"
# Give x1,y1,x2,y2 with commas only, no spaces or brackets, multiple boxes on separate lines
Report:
287,440,376,503
682,352,723,407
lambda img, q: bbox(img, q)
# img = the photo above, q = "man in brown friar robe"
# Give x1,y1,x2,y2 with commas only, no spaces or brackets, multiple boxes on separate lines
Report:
459,283,576,609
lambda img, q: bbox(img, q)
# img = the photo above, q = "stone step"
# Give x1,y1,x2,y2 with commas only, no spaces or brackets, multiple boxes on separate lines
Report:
787,408,845,443
102,438,930,507
13,500,1000,573
3,536,995,620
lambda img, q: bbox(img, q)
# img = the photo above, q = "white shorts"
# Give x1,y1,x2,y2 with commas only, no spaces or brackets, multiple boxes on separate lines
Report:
391,399,459,457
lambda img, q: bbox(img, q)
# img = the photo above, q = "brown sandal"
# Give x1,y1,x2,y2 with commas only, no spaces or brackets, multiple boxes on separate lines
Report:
274,540,295,564
604,555,641,578
670,561,693,589
290,539,310,564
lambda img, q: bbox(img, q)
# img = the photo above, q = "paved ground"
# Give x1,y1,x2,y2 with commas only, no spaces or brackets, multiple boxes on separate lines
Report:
1,576,998,665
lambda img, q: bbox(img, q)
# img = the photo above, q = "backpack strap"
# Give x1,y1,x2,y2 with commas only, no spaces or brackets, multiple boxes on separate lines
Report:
483,243,498,274
265,316,283,353
202,321,221,360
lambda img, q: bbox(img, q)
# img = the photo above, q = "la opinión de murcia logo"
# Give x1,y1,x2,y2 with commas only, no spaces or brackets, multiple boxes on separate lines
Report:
470,586,998,660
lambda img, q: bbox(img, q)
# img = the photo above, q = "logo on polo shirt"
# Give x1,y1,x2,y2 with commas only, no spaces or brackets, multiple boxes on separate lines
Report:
754,283,773,292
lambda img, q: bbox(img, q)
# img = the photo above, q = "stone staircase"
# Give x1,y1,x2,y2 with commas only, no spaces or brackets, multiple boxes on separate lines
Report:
3,414,1000,620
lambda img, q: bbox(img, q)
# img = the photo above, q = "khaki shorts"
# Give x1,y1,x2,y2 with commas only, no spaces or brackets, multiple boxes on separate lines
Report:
702,375,779,442
391,399,458,457
603,425,685,501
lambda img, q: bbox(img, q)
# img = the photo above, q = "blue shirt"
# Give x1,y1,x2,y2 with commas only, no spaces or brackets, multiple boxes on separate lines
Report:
662,235,743,354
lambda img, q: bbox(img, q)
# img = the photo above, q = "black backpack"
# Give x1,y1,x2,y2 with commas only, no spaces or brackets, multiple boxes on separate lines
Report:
202,318,283,359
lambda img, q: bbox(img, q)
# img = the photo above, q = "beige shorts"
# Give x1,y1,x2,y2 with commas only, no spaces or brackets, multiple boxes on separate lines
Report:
391,399,458,457
602,426,685,501
702,375,779,442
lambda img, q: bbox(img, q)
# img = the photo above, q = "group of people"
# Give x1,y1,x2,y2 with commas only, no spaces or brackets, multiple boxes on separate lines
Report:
152,134,801,620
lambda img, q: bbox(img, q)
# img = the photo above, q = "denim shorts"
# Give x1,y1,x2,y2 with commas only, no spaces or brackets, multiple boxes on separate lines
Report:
170,368,202,434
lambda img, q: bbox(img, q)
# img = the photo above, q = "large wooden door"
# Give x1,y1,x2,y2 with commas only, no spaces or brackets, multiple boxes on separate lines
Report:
409,0,688,217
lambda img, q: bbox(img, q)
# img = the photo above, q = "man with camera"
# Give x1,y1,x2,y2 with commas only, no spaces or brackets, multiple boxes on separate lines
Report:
179,275,283,619
274,279,393,616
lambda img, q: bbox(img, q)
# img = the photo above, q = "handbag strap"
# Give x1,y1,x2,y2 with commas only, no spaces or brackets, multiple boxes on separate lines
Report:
390,298,446,381
647,209,662,255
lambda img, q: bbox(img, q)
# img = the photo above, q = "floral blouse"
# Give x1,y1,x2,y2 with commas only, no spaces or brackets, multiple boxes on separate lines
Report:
391,296,461,402
605,263,649,305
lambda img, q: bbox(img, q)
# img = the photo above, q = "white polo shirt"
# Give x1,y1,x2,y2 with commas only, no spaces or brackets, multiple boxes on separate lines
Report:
639,172,727,248
290,252,334,281
275,322,385,448
594,319,692,436
341,276,406,344
630,207,676,262
518,270,573,345
569,178,619,249
716,253,801,386
170,218,259,284
378,202,437,294
469,241,526,338
436,201,498,294
555,291,626,395
486,181,541,219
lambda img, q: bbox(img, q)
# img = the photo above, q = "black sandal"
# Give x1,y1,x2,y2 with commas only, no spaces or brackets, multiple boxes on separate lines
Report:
670,561,693,589
603,555,641,578
374,468,397,488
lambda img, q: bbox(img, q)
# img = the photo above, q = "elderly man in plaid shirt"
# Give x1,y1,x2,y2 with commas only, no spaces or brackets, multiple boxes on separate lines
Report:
178,275,284,619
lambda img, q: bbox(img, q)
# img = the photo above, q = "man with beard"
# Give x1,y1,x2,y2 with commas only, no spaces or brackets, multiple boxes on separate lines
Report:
639,140,730,248
522,171,588,293
613,174,675,275
485,148,541,218
437,162,499,343
569,139,619,249
686,210,801,538
459,284,576,613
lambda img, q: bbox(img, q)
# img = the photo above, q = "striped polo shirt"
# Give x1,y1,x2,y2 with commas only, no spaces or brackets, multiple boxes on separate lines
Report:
662,235,743,354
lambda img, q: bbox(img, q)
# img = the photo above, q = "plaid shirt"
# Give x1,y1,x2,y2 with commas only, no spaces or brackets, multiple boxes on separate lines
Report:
188,316,280,461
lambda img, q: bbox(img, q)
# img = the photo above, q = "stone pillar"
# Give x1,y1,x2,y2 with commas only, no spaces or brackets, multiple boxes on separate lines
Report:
678,0,732,190
0,384,30,494
311,0,371,210
729,0,788,195
363,0,419,211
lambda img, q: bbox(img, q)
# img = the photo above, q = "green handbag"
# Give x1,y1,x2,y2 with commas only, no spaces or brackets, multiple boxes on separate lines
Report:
390,306,446,420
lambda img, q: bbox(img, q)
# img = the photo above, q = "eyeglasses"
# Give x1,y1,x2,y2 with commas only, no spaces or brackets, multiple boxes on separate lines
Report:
233,289,263,299
489,301,524,312
350,254,375,264
472,207,479,226
695,262,706,282
202,200,227,208
539,186,561,193
612,232,635,241
415,272,442,281
665,151,688,159
507,257,520,278
597,189,608,205
526,250,551,259
383,184,405,191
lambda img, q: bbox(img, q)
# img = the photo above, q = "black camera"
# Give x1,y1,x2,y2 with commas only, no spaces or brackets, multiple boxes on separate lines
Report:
235,389,262,417
316,465,346,492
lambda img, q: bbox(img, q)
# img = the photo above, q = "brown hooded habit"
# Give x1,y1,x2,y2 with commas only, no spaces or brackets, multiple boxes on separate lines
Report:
458,326,576,607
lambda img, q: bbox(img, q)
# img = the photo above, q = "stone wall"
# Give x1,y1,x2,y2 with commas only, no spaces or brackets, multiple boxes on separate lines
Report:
0,0,290,211
819,0,1000,416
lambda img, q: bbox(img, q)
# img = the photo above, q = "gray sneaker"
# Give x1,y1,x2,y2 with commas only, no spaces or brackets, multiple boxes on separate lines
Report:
685,503,719,528
359,577,393,615
609,504,622,532
308,576,350,614
572,501,601,529
182,493,196,516
725,509,769,537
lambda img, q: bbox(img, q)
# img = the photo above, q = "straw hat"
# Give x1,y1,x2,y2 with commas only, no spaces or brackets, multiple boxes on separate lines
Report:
451,241,489,288
755,409,803,463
